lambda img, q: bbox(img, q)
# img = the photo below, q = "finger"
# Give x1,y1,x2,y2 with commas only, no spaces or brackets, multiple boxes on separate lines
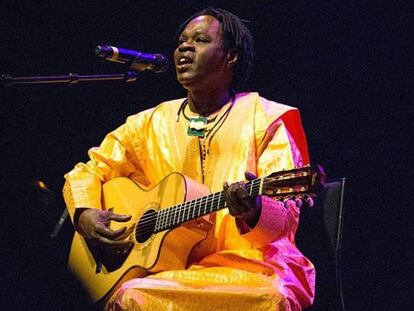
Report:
225,189,242,216
95,223,127,239
245,171,257,181
111,226,130,239
223,181,229,193
224,182,239,205
235,183,250,199
223,181,233,206
107,212,132,222
229,183,246,210
224,182,250,217
234,183,257,218
235,186,252,210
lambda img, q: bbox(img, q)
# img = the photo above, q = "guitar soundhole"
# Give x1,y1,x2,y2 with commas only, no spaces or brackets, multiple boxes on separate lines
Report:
135,209,157,243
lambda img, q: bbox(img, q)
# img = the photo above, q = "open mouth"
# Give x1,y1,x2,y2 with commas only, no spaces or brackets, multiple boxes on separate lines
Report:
176,55,193,72
178,56,193,65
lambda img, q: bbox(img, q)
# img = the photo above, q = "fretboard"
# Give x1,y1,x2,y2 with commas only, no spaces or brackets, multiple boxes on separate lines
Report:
153,178,263,233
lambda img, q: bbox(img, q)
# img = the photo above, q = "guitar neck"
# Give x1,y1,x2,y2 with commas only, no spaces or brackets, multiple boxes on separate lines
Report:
153,178,263,233
153,165,322,233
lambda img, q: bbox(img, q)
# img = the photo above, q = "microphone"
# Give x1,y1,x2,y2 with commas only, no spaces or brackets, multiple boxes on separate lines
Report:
95,45,168,73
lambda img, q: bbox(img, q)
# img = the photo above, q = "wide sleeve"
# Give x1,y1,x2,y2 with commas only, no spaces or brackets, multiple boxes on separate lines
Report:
240,108,309,248
63,109,154,222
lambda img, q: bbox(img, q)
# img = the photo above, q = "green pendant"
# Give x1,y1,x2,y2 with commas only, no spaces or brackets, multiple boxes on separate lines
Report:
188,116,208,137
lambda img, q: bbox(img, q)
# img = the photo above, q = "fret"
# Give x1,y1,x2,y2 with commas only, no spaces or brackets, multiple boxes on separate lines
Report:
185,200,190,221
194,197,200,218
164,208,169,229
174,203,180,225
164,207,169,229
193,199,197,219
168,206,173,227
155,211,160,231
203,194,208,215
180,201,187,223
165,208,170,229
162,208,167,230
210,193,215,213
188,201,195,222
221,192,225,209
201,197,206,215
184,201,188,222
257,178,263,196
170,206,174,227
185,202,189,223
179,202,184,224
187,199,192,221
157,209,162,231
168,208,172,229
182,203,186,224
217,192,221,210
181,202,186,222
249,180,255,197
167,207,173,228
158,209,164,231
259,177,264,195
191,199,196,219
189,200,194,220
168,207,174,226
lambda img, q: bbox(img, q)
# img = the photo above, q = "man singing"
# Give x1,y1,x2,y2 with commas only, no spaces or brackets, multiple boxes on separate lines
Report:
64,8,314,310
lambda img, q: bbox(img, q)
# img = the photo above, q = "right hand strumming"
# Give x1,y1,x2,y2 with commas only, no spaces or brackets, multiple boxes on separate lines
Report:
76,208,132,247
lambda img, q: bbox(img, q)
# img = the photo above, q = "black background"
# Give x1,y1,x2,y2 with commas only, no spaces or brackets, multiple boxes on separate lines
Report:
1,1,410,310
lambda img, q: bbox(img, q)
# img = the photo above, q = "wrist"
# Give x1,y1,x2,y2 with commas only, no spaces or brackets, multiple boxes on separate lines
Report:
246,203,262,228
237,196,262,231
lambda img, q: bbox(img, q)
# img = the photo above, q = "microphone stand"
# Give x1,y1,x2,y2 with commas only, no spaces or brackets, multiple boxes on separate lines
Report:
1,70,138,240
0,71,138,86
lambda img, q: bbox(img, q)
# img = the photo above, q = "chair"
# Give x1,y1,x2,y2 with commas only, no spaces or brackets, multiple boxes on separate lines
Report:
296,178,347,311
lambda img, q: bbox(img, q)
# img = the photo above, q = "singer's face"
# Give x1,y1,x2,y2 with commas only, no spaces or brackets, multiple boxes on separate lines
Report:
174,15,232,90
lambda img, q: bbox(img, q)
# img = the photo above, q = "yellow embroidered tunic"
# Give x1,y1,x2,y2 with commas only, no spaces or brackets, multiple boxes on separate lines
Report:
64,92,314,310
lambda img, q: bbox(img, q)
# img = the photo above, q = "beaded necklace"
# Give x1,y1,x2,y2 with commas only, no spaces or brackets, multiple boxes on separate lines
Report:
176,95,235,138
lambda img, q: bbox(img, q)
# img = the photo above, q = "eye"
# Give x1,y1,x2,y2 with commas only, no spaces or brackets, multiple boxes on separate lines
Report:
196,37,209,43
178,37,186,45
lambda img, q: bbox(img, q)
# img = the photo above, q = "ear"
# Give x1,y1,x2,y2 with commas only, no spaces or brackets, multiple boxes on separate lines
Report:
226,50,238,67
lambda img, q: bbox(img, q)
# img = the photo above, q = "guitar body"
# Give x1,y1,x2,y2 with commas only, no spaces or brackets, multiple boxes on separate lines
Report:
68,173,211,303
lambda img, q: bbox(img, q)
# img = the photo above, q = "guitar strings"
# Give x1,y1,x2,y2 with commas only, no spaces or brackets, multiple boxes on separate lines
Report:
118,176,311,240
130,174,310,229
134,178,260,225
119,179,261,240
126,196,311,240
125,175,310,235
126,175,311,237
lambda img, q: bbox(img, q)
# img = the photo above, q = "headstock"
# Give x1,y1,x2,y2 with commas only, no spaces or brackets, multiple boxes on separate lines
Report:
260,165,326,198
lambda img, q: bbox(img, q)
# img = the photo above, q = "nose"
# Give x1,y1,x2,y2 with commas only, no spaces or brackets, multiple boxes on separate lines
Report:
178,40,195,52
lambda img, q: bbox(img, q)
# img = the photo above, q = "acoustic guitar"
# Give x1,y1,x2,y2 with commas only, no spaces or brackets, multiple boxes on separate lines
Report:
68,165,325,303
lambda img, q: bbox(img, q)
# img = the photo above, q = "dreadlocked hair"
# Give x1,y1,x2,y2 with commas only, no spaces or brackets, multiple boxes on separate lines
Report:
176,8,254,91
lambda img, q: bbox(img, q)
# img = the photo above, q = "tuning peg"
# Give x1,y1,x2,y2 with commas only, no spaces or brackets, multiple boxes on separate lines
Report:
294,197,303,208
303,195,314,208
281,195,303,208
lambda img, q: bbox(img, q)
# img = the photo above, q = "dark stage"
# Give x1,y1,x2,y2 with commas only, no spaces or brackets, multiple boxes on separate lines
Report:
1,1,410,310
